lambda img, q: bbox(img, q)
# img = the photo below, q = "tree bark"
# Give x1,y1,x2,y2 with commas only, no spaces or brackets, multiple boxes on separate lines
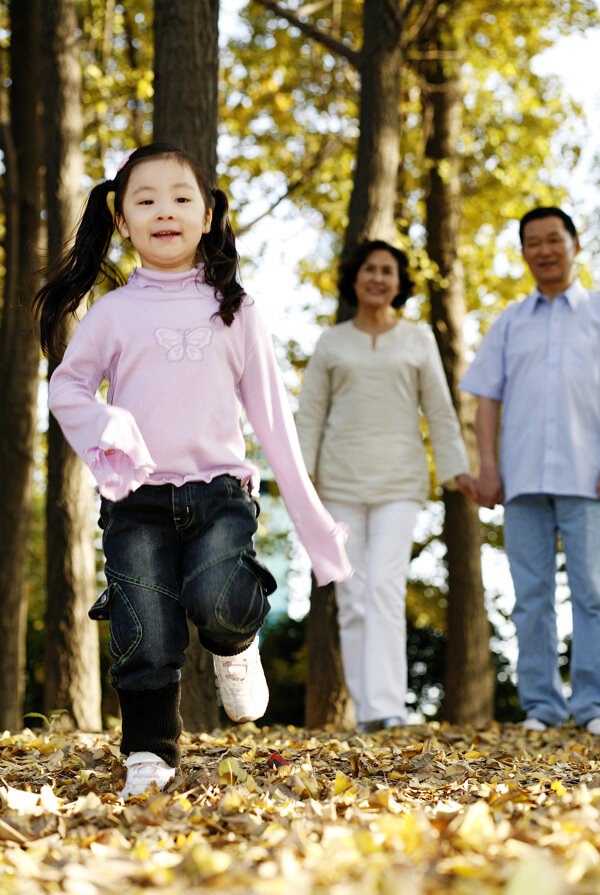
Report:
42,0,102,731
0,0,44,730
305,581,355,729
153,0,220,731
419,24,495,725
339,0,402,304
306,0,403,727
153,0,219,176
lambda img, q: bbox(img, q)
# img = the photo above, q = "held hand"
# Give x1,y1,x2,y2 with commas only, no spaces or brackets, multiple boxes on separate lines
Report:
456,473,478,501
475,466,504,509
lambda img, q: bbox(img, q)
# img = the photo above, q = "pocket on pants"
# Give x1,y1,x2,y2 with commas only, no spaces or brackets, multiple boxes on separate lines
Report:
88,588,111,621
90,581,143,663
215,553,276,634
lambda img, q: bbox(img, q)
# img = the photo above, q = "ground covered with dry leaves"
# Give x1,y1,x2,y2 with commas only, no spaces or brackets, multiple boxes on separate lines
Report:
2,721,600,894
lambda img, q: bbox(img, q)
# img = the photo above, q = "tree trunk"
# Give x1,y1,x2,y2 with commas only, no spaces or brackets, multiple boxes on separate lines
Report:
153,0,220,731
153,0,219,176
306,0,403,727
0,0,44,730
305,581,355,729
42,0,102,731
419,26,494,725
340,0,402,301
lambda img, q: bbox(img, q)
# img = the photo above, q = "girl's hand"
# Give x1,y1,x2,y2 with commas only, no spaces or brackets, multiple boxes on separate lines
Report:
456,473,478,501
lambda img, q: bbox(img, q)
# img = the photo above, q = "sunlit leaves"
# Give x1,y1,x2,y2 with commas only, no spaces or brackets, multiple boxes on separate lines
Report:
77,0,153,176
2,723,600,892
222,0,599,324
219,5,359,238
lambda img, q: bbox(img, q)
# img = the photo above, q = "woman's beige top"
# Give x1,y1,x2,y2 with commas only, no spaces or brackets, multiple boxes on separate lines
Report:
296,319,469,505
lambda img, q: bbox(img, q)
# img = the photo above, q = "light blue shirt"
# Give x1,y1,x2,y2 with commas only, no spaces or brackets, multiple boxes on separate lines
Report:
460,279,600,503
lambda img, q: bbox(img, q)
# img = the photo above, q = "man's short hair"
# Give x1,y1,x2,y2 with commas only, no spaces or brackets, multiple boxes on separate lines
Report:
519,207,577,244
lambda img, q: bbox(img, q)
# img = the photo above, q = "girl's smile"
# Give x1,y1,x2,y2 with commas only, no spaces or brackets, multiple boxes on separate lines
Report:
116,157,212,272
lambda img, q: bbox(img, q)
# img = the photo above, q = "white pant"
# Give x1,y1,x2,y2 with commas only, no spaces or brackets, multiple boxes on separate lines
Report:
325,500,420,724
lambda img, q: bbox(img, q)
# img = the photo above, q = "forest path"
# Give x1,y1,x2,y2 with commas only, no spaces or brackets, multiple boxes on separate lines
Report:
1,721,598,893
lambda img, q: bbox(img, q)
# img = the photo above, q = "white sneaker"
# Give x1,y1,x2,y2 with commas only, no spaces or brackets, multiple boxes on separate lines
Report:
121,751,176,798
213,637,269,723
586,717,600,735
521,717,548,731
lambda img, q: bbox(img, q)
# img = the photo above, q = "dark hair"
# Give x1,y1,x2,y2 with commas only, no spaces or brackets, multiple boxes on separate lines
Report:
519,207,577,244
338,239,413,309
33,142,244,358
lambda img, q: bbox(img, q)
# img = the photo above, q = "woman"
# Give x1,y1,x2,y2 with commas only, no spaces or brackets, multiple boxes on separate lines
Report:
296,239,476,732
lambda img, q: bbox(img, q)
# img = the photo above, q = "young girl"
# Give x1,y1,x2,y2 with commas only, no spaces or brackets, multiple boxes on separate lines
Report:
34,143,352,798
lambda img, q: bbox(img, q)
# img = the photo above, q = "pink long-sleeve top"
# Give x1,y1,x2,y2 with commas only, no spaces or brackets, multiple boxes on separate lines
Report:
49,265,352,586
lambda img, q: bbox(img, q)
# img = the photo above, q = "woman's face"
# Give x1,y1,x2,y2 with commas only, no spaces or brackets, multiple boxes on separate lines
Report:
353,249,400,310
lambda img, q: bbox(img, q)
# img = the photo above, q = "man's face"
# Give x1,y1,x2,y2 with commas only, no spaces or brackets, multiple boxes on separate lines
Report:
521,215,579,298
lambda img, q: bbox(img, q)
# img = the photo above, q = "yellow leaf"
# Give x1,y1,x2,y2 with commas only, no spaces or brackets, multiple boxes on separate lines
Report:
220,788,245,811
148,793,171,815
354,829,385,855
565,840,600,885
505,855,565,895
245,775,258,793
136,77,153,100
551,780,567,797
373,789,400,812
453,801,497,849
84,63,103,79
182,843,231,878
334,771,353,795
218,756,247,785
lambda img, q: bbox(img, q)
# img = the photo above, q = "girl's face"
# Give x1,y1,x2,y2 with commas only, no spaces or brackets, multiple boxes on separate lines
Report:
116,157,212,272
353,249,400,310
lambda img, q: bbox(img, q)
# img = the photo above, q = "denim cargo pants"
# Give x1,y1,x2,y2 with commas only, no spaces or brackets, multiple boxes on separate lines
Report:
89,475,276,765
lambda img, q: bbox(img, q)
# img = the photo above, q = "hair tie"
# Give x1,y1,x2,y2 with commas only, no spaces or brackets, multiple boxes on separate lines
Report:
117,150,136,173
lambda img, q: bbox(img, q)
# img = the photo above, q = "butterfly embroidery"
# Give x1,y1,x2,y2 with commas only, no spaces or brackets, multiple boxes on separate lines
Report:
154,326,212,362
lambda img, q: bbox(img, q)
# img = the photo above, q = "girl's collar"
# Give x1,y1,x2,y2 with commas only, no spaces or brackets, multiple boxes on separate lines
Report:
128,264,206,292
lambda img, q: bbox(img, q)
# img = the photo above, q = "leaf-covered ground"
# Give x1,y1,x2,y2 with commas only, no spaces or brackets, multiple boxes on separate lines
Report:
1,721,600,894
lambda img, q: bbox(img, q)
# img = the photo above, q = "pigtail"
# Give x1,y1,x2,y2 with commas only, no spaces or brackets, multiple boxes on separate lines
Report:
33,179,124,358
201,188,245,326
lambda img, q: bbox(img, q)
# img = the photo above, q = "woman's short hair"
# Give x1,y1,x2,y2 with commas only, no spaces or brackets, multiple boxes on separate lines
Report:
338,239,414,309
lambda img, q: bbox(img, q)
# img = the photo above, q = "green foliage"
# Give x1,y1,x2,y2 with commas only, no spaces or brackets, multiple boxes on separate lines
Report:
260,614,306,726
219,5,360,238
12,0,596,727
77,0,154,176
223,0,599,327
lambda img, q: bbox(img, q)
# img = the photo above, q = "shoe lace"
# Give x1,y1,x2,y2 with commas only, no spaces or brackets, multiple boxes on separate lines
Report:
222,658,249,680
130,761,162,777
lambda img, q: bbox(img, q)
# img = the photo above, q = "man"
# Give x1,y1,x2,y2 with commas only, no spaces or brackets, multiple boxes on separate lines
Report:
461,207,600,734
